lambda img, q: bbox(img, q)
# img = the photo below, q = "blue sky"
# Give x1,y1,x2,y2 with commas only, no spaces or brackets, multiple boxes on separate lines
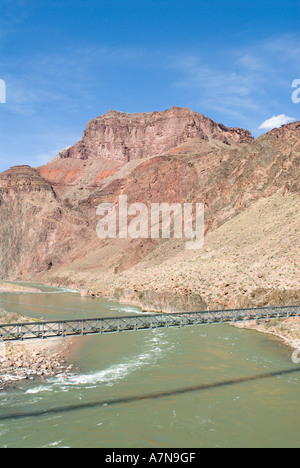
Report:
0,0,299,172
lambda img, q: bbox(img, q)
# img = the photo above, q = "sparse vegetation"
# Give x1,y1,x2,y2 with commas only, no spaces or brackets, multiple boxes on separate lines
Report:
0,308,22,324
0,308,36,324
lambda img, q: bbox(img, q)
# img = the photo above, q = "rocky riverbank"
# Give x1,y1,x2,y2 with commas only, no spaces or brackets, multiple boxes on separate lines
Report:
233,316,300,350
0,337,77,391
0,304,78,391
40,275,300,350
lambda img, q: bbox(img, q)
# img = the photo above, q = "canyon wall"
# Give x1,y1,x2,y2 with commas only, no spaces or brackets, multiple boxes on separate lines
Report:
0,108,299,312
59,106,253,163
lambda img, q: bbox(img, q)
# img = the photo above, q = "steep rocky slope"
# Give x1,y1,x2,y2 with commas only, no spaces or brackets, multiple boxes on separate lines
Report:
0,165,93,278
36,106,252,203
0,107,299,312
58,106,253,162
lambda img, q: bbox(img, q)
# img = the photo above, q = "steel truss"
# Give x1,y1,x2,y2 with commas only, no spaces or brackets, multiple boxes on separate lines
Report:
0,305,299,342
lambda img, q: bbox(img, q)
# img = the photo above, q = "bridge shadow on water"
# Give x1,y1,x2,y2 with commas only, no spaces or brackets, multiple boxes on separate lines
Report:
1,367,299,421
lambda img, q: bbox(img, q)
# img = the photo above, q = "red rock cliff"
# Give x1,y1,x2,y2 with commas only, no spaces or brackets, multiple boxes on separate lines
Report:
60,106,253,162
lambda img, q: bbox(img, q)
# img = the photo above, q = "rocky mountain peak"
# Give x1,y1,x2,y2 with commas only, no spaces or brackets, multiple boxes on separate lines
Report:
60,106,253,163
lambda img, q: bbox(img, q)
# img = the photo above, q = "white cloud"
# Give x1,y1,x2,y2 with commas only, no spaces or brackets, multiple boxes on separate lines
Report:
258,114,296,130
170,33,300,133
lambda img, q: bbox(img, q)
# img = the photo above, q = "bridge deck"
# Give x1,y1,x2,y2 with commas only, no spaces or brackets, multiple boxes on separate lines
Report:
0,305,299,342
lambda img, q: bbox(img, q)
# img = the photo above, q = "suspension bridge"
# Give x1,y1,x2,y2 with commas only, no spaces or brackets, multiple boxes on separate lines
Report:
0,305,299,342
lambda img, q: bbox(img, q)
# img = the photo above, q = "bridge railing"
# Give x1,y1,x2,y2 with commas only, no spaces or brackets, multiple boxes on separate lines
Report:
0,305,299,342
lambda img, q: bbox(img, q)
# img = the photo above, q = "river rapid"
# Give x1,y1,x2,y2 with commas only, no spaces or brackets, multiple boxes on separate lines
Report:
0,284,299,448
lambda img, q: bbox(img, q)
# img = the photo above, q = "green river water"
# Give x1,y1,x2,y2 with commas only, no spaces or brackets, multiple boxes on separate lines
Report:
0,284,299,448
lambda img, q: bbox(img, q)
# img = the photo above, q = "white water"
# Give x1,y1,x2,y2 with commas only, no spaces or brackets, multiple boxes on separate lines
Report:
0,287,299,448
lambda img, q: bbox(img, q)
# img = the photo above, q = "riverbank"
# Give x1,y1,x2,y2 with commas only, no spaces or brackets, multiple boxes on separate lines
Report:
0,336,77,391
0,281,299,393
0,296,77,391
0,288,298,449
0,307,40,325
34,275,300,351
0,281,42,293
233,316,300,350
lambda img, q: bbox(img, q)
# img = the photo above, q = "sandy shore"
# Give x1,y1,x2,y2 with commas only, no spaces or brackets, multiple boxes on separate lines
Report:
0,281,42,293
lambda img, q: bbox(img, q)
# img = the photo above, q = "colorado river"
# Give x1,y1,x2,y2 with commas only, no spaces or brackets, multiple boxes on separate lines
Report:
0,284,299,448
